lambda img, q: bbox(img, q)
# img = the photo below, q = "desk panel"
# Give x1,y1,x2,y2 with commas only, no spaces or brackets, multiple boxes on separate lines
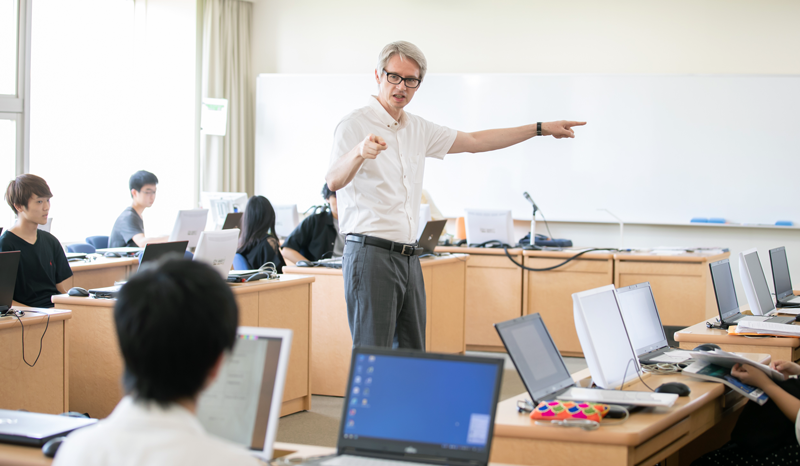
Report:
65,257,138,290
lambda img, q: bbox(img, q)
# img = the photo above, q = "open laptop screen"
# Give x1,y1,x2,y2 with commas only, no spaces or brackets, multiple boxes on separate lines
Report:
339,349,502,459
495,313,572,403
770,247,794,301
710,259,740,320
615,283,668,356
743,250,777,314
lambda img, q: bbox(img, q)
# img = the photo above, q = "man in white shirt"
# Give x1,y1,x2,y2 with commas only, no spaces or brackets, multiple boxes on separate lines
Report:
53,259,261,466
326,41,585,350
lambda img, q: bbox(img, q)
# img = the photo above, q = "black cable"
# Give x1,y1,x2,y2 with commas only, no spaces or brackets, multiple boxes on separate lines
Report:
503,246,618,272
12,310,50,368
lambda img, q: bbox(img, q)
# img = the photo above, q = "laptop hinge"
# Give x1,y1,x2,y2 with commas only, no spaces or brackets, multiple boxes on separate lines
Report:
0,305,10,315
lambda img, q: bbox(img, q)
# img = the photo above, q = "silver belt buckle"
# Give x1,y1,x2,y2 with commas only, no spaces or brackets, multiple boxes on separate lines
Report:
401,244,414,256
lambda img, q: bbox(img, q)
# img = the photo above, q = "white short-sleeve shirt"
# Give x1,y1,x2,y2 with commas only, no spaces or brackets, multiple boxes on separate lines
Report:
331,96,457,244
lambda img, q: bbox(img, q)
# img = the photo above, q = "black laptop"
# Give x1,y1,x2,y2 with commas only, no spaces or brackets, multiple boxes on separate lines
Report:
89,241,189,298
320,347,503,466
222,212,243,231
418,219,447,255
770,247,800,307
710,258,793,329
0,251,20,315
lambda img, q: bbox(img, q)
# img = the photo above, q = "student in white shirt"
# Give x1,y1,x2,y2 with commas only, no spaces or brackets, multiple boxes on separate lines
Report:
53,259,262,466
326,40,585,350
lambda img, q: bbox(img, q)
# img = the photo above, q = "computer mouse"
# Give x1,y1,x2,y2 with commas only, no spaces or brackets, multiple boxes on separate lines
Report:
104,251,121,258
67,287,90,297
655,382,691,397
693,343,721,352
296,260,312,267
42,436,66,458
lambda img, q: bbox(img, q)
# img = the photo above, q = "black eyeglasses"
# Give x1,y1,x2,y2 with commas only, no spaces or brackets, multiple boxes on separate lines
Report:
383,70,421,89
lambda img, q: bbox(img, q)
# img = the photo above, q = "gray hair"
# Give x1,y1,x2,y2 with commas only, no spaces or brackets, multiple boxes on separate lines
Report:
376,41,428,82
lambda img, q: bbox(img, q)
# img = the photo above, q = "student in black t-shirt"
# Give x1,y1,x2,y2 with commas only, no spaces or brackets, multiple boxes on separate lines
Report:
283,184,345,264
109,170,168,248
236,196,285,272
0,174,72,308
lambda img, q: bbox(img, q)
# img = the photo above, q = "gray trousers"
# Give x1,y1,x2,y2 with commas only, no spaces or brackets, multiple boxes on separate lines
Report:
342,238,426,350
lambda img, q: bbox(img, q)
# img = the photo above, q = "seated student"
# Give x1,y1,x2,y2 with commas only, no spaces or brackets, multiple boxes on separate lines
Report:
53,259,261,465
109,170,167,248
692,360,800,465
0,174,72,308
236,195,285,272
283,183,345,264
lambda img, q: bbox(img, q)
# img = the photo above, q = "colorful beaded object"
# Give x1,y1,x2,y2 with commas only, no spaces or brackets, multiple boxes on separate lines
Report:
530,400,610,422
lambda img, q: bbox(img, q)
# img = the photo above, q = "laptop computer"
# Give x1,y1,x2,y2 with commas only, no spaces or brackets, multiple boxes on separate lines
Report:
321,347,503,466
222,212,244,231
770,247,800,306
0,251,20,315
710,258,793,329
0,410,96,446
95,247,143,257
418,219,447,255
89,241,189,298
739,248,797,318
615,282,688,365
196,327,292,460
495,312,678,408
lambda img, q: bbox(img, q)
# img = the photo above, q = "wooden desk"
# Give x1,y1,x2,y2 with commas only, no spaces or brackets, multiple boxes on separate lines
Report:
614,251,729,326
675,317,800,362
0,309,71,414
51,274,314,419
436,247,524,351
492,354,768,466
283,254,467,397
65,257,138,290
523,250,615,357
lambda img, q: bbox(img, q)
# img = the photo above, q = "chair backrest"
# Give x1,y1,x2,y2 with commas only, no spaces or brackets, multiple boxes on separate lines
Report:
233,253,250,270
85,235,109,249
67,243,96,254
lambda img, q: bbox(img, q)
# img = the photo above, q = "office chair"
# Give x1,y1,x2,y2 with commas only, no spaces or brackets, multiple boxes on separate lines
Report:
85,236,109,249
233,253,250,270
67,243,96,254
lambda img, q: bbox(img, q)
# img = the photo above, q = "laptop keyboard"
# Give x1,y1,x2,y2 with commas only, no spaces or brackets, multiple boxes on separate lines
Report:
322,455,439,466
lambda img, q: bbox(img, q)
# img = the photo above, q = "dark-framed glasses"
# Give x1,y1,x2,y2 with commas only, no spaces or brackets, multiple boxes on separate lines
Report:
383,70,420,89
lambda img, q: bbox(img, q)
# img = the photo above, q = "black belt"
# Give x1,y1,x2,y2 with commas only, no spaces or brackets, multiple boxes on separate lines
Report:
346,234,424,256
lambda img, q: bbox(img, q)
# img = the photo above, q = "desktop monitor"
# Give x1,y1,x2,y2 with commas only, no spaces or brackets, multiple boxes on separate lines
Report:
193,229,240,279
464,209,515,246
197,326,292,460
709,258,742,321
739,248,777,316
273,205,299,238
572,284,640,389
418,204,432,240
200,192,248,228
168,209,209,250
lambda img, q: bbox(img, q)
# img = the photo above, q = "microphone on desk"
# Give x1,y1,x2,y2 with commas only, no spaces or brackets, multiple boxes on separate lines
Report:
522,192,538,245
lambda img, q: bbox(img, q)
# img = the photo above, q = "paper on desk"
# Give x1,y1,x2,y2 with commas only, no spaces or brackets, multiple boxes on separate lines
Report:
737,320,800,336
649,351,692,363
689,349,784,382
774,308,800,315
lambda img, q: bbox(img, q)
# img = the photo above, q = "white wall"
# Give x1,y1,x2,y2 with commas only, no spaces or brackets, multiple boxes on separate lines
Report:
250,0,800,304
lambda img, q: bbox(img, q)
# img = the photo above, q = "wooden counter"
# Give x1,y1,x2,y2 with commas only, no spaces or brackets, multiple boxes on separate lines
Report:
65,257,138,290
283,254,467,397
0,308,71,414
675,316,800,362
51,274,314,419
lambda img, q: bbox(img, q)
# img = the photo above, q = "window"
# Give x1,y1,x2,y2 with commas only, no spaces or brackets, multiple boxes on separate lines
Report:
0,0,17,96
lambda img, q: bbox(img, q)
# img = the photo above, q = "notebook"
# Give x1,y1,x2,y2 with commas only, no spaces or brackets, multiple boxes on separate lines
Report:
321,347,504,466
769,247,800,306
418,220,447,255
0,251,20,314
615,282,689,364
0,410,96,447
196,327,292,460
495,312,677,408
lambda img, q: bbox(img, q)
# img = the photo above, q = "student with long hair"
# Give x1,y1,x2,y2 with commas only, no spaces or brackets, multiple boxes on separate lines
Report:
236,195,285,272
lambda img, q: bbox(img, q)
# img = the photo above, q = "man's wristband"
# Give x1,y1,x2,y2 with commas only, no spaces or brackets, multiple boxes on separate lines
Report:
536,122,542,137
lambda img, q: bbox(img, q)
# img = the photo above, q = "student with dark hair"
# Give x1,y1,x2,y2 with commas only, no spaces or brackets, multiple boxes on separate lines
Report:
282,183,345,264
0,174,72,308
236,195,285,272
109,170,167,248
53,259,260,465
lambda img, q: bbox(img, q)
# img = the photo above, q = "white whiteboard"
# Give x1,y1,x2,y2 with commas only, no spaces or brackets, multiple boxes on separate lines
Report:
255,74,800,225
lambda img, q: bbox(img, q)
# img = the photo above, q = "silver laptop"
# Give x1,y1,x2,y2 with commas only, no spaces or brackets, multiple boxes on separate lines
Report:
770,247,800,306
615,282,686,365
710,258,793,329
0,411,96,446
495,313,677,407
319,347,504,466
196,327,292,460
418,219,447,255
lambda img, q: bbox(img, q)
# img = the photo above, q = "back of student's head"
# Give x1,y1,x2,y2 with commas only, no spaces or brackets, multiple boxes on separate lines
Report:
129,170,158,195
5,174,52,216
114,258,238,406
238,195,277,252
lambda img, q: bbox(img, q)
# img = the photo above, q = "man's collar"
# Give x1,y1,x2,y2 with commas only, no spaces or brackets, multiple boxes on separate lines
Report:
368,96,408,130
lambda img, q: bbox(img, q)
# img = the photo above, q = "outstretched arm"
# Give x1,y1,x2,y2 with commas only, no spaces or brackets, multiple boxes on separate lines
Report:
448,120,586,154
733,363,800,422
326,134,387,191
